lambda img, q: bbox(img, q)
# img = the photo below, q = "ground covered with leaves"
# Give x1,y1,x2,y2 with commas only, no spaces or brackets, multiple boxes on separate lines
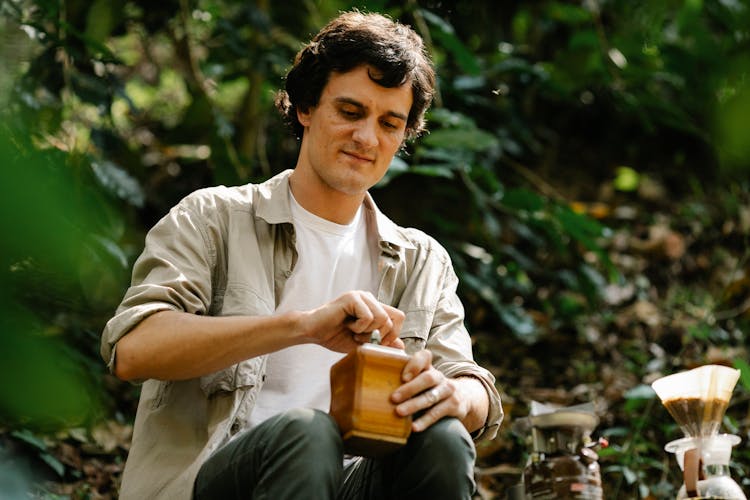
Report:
473,175,750,498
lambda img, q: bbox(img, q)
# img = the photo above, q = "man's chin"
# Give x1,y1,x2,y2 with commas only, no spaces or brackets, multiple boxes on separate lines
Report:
327,176,373,197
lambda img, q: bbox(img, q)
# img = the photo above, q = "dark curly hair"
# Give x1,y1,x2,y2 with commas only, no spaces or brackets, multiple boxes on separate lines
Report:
275,10,436,142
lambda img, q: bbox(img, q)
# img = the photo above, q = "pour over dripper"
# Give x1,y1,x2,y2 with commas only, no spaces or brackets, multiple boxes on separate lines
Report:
653,365,746,499
651,364,740,437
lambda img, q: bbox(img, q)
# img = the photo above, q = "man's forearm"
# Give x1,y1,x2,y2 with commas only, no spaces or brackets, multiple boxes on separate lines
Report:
114,309,305,382
113,291,405,382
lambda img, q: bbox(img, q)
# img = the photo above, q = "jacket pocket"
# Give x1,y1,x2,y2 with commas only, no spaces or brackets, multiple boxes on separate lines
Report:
147,379,172,410
400,309,431,354
200,284,271,397
200,357,264,397
220,282,273,316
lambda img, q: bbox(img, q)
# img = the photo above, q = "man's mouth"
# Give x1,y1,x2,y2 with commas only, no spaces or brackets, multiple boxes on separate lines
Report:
342,150,375,162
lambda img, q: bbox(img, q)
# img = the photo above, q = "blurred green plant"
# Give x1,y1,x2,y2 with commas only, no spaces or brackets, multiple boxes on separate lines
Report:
0,124,121,430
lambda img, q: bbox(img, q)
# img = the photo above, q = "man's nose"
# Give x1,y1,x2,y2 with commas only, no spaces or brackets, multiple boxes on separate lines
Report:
352,119,378,149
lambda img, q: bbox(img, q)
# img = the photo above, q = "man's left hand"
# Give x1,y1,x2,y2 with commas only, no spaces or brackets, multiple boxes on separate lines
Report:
390,350,474,432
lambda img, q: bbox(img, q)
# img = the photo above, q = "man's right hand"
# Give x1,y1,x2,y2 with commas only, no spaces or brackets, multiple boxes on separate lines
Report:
300,291,405,352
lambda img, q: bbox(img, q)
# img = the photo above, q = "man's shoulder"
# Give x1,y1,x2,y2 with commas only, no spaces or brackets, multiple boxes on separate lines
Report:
176,170,292,217
179,184,256,213
387,222,451,265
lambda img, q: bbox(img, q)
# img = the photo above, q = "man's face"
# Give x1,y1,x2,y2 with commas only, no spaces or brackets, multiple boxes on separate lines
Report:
296,65,413,196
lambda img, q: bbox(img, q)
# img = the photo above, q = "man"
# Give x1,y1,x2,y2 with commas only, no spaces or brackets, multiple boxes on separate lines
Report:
102,10,502,500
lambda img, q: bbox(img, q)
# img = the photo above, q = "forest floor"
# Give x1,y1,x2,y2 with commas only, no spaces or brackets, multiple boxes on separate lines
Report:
472,173,750,498
3,172,749,499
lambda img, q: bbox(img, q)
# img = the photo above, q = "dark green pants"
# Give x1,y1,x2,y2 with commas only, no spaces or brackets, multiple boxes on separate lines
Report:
193,408,476,500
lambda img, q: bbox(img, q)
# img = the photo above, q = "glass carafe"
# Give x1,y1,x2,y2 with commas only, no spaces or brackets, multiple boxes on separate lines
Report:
665,434,746,500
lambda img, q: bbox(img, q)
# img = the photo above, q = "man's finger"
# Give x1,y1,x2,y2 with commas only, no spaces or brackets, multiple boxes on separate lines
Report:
344,293,376,333
402,349,432,382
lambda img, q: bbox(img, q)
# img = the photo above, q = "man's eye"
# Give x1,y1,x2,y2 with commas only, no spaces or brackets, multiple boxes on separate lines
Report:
341,109,360,119
382,121,398,130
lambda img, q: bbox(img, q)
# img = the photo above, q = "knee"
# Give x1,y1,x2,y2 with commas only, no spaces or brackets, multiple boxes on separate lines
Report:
277,408,339,433
269,409,344,482
411,417,476,468
272,408,342,453
389,418,476,498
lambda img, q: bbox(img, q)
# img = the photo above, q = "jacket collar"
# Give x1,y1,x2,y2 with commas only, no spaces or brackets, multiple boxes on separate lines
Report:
254,169,415,252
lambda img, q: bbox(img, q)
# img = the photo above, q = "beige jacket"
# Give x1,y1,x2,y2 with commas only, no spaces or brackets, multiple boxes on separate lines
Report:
101,169,503,499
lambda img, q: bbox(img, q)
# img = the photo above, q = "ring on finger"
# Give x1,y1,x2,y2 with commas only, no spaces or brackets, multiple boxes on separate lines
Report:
427,388,440,405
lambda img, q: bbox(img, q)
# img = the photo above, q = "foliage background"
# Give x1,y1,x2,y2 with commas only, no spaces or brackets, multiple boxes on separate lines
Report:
1,0,750,498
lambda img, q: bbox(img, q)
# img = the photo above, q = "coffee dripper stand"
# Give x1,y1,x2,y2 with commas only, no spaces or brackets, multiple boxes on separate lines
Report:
510,401,606,499
651,364,747,499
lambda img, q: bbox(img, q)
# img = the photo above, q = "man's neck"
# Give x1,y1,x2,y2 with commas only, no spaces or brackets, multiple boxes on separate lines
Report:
288,169,365,225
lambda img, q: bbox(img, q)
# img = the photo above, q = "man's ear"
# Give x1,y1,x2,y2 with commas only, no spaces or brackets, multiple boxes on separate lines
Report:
297,106,311,127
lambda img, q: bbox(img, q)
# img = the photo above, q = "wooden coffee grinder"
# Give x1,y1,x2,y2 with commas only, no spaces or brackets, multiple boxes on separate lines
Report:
329,330,412,457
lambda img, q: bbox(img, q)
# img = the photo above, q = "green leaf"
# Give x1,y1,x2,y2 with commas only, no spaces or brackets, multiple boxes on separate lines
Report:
427,108,475,128
496,304,538,343
85,0,118,44
11,429,47,451
421,9,481,75
422,128,499,152
377,156,409,186
687,323,712,340
716,78,750,177
624,384,656,399
601,426,631,437
569,29,599,50
733,358,750,391
408,165,456,178
502,188,544,212
622,465,638,484
555,205,606,252
555,291,586,318
91,160,145,208
40,452,66,477
613,166,641,192
547,2,593,25
1,324,102,430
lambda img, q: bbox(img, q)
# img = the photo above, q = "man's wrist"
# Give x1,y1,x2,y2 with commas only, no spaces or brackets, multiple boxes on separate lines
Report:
454,375,490,434
281,310,310,345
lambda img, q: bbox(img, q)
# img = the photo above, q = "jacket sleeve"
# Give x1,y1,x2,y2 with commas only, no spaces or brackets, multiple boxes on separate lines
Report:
398,236,503,441
429,258,503,441
100,198,216,374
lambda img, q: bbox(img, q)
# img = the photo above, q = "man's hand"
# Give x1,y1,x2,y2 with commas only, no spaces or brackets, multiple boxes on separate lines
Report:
390,350,489,433
301,291,405,352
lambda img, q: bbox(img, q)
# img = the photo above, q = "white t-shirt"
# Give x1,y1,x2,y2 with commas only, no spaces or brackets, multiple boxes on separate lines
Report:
248,191,379,428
